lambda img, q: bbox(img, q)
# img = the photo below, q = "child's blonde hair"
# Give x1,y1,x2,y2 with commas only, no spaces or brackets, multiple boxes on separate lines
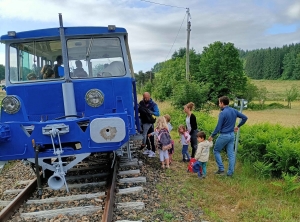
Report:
156,116,168,130
178,124,187,134
164,114,171,123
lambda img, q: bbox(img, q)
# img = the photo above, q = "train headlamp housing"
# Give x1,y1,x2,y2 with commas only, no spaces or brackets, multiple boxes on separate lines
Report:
85,89,104,108
1,96,21,114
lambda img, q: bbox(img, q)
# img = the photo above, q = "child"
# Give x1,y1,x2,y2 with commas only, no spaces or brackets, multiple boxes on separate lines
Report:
164,114,174,164
195,131,213,179
154,116,172,169
178,125,191,162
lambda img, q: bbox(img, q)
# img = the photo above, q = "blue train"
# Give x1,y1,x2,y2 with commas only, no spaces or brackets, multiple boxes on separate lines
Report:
0,14,140,191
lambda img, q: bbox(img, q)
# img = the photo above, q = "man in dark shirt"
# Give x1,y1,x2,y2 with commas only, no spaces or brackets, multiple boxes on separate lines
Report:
208,96,248,176
53,55,63,78
73,60,88,77
138,92,160,158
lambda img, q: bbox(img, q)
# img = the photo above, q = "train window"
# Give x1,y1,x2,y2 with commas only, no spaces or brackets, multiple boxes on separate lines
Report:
67,37,126,78
9,40,63,83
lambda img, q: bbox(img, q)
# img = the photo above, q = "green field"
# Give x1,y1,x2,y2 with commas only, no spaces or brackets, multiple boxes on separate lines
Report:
251,79,300,101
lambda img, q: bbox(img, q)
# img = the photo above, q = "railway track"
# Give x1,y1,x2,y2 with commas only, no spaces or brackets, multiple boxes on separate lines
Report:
0,141,150,222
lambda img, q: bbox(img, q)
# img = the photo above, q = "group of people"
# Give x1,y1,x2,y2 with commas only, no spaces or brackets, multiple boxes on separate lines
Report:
138,92,248,178
27,56,89,81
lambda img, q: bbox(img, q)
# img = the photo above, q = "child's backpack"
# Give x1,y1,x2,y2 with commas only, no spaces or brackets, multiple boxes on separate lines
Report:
157,129,172,151
187,159,202,175
187,158,197,172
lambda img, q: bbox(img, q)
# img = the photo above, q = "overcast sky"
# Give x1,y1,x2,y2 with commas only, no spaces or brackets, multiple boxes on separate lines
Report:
0,0,300,72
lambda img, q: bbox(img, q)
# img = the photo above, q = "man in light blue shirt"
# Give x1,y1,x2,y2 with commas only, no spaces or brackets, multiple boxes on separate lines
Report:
208,96,248,176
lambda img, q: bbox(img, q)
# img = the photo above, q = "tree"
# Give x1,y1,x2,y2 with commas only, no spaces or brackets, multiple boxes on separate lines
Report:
285,85,299,109
199,41,247,103
237,79,258,103
171,80,210,110
0,64,4,80
257,87,268,105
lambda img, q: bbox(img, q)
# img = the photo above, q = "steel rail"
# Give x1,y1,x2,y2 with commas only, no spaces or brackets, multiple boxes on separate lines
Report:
0,178,37,221
101,158,118,222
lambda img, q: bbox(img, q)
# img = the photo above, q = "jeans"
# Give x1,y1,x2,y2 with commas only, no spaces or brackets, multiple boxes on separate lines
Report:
213,132,235,175
142,123,152,145
199,161,207,176
190,130,198,158
181,145,190,160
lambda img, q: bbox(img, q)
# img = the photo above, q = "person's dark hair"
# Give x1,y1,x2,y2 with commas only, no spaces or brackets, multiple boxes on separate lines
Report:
197,131,206,140
75,60,82,67
219,96,229,105
56,55,63,62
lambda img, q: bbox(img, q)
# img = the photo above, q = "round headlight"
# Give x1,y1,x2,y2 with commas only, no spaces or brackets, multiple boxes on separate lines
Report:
1,96,21,114
85,89,104,107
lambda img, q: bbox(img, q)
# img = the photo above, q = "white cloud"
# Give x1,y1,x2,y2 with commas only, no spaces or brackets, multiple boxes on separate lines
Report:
0,0,299,71
287,2,300,19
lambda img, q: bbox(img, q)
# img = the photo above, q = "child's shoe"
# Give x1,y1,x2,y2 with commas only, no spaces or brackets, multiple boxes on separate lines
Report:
197,172,203,179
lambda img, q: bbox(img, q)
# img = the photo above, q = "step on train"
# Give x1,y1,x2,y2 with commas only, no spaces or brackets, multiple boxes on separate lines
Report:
0,14,141,192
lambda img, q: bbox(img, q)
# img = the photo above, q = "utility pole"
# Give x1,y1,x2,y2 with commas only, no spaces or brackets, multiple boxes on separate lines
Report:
186,8,191,81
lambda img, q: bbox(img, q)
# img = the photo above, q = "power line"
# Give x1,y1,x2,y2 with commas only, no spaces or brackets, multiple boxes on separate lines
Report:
140,0,186,9
165,12,186,61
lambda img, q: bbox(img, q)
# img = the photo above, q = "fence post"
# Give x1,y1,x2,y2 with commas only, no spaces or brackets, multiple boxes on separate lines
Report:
234,99,244,169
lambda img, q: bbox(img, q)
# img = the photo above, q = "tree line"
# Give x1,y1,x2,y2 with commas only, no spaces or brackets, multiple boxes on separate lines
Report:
241,43,300,80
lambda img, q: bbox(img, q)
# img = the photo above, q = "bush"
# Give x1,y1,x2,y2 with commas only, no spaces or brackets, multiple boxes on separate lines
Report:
171,80,210,110
267,103,286,109
239,123,300,177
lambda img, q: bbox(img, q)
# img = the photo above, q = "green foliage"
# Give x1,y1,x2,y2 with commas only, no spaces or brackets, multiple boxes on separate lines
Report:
135,70,154,94
240,123,300,178
272,173,300,193
247,102,286,110
152,59,185,101
171,80,210,110
0,64,4,80
267,103,286,109
236,78,258,102
285,85,299,109
199,41,247,103
256,86,268,104
253,161,273,178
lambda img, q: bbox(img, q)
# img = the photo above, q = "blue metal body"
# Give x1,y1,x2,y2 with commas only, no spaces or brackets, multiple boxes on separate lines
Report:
0,26,139,161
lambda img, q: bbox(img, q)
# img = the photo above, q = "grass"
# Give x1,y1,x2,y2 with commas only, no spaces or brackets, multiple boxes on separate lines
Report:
211,100,300,127
251,79,300,100
153,95,300,221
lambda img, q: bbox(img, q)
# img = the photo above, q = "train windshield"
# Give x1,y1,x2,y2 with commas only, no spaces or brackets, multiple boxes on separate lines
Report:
9,40,63,82
9,37,125,83
68,37,125,78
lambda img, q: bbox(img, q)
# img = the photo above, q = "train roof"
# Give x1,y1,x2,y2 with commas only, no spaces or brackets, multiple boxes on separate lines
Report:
0,26,127,43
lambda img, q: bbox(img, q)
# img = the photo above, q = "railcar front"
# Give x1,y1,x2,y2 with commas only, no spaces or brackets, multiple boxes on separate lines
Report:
0,26,140,190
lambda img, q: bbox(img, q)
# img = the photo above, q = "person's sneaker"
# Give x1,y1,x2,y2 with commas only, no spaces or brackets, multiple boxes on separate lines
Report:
197,172,203,179
227,174,233,177
215,170,225,175
143,150,151,155
148,151,156,158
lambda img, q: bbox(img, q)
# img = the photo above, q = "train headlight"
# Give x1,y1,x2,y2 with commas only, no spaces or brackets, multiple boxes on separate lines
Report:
85,89,104,107
1,96,21,114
